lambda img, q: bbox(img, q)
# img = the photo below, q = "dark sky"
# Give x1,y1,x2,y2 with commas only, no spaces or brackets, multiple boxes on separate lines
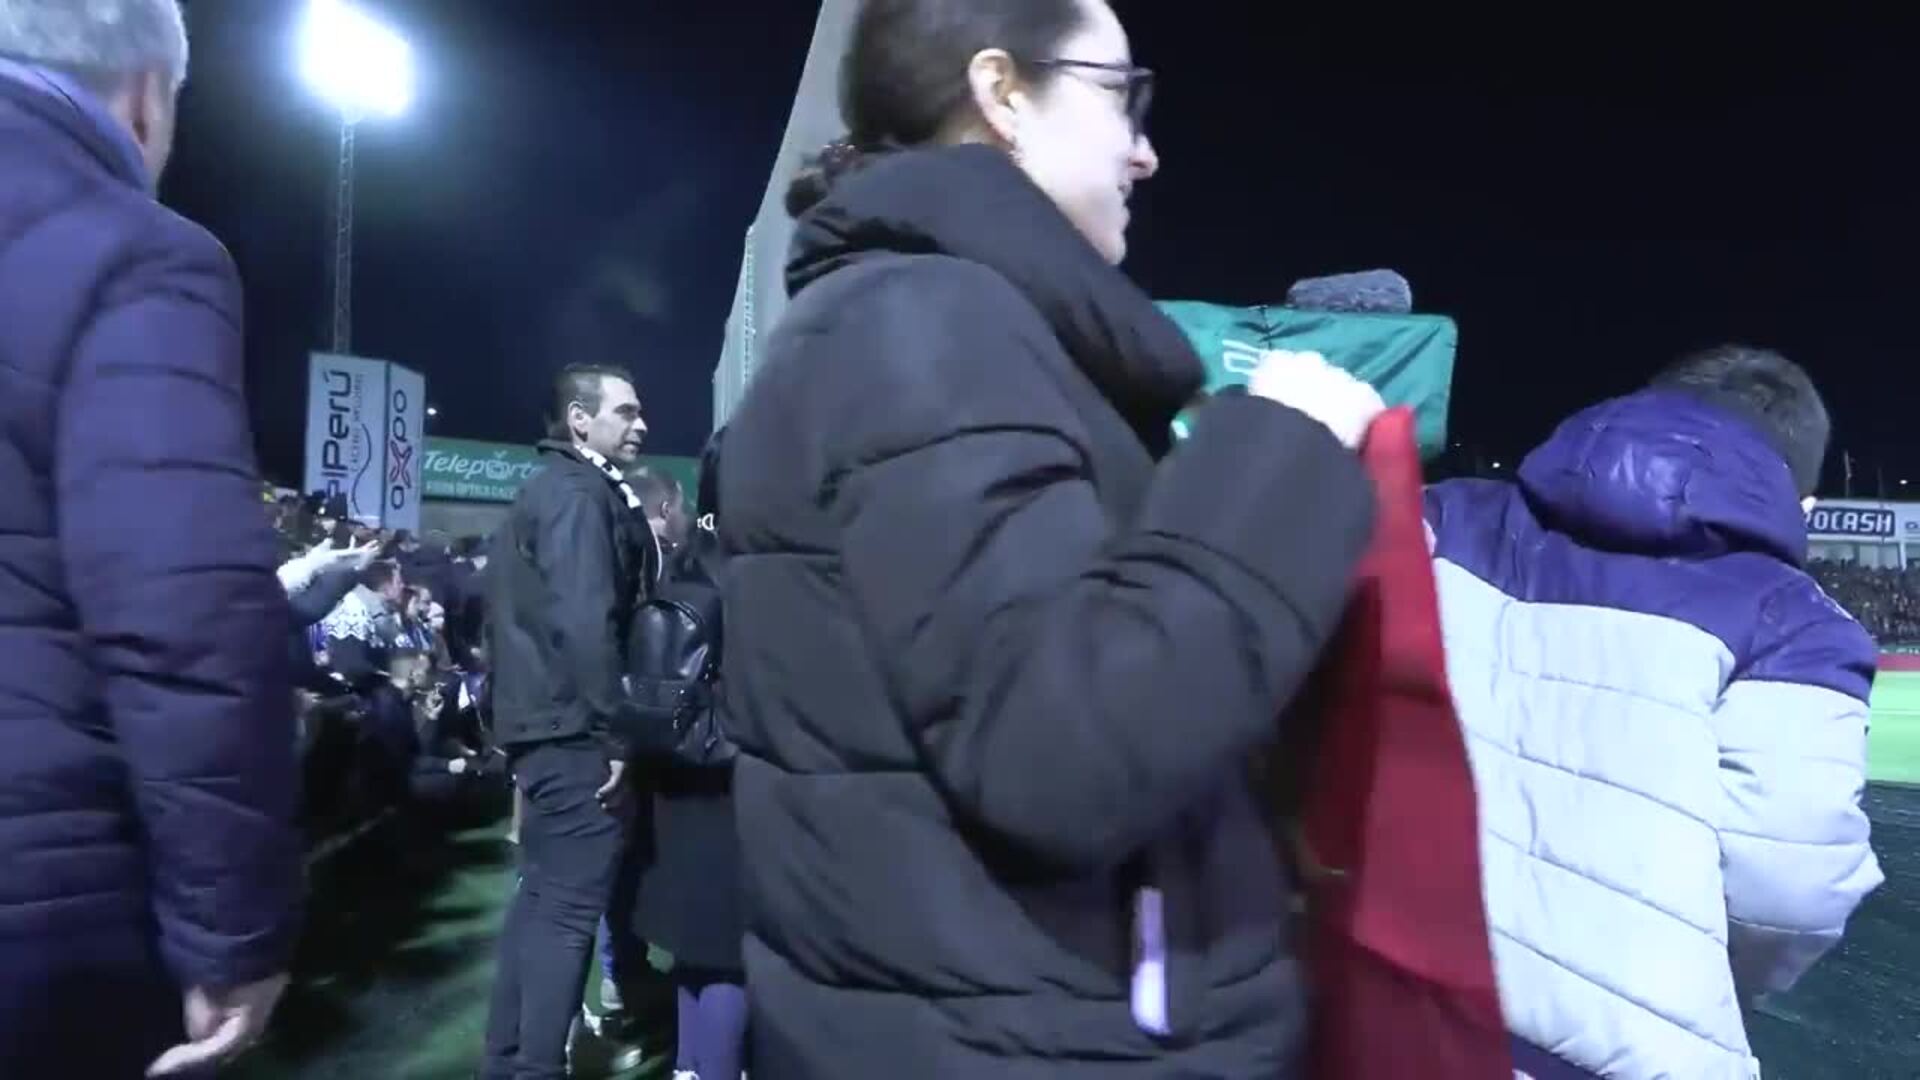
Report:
165,4,1914,494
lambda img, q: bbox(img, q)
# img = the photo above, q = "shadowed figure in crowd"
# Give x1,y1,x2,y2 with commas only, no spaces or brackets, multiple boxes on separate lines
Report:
0,1,300,1076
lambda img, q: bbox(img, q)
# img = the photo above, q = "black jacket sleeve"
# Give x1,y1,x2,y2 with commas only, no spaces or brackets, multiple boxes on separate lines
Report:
534,479,633,760
822,259,1376,870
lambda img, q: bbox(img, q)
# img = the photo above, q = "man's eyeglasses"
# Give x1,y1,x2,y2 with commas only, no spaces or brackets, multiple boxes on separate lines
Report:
1029,58,1155,137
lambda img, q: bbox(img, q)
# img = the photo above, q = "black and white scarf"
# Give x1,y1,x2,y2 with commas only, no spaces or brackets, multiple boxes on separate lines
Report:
576,445,643,511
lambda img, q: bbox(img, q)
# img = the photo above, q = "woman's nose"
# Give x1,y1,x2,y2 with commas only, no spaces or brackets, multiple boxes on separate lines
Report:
1130,134,1160,180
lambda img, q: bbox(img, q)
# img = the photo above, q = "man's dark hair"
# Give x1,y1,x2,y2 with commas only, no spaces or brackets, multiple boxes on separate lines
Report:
786,0,1086,217
547,364,635,441
1649,344,1830,497
361,559,402,592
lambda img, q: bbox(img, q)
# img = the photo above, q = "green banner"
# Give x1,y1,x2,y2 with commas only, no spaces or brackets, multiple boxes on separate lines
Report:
423,437,699,506
422,438,539,502
1158,302,1458,459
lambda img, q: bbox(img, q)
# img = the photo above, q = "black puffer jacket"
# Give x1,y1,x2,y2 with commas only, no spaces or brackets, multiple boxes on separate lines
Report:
719,146,1376,1078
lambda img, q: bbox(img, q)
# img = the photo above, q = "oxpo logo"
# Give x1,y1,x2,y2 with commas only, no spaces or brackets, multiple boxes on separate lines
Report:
386,385,416,511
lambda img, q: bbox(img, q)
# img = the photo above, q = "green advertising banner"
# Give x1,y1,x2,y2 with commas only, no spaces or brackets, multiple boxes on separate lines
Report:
423,437,699,505
1157,302,1458,459
422,438,541,503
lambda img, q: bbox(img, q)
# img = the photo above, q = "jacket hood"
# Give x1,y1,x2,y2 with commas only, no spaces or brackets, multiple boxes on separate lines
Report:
786,144,1203,451
1517,390,1809,565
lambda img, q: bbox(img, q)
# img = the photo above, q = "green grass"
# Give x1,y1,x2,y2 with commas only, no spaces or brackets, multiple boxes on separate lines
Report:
225,675,1920,1080
230,811,672,1080
1871,671,1920,785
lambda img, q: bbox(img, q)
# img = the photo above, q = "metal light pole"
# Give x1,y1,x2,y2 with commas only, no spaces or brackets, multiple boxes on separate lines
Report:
299,0,412,355
330,116,358,353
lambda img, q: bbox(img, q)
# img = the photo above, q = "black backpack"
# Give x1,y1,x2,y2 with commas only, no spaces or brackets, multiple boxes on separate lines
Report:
625,526,734,767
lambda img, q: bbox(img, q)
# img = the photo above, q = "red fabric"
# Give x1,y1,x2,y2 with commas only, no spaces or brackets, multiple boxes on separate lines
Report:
1297,407,1510,1080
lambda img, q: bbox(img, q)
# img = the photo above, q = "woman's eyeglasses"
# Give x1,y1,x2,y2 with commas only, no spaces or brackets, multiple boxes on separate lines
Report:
1029,58,1155,137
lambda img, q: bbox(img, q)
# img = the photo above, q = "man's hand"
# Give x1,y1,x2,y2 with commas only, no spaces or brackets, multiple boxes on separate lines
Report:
595,758,627,811
147,974,289,1076
329,537,379,561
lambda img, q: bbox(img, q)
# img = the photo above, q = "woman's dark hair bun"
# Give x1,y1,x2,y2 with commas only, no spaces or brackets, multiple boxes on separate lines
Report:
784,0,1087,217
785,137,876,218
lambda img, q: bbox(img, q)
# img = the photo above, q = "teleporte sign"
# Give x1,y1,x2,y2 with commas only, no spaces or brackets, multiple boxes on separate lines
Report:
422,438,540,502
422,438,701,505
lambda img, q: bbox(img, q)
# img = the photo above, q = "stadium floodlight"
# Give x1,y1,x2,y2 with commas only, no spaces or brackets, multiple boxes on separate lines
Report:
298,0,414,121
298,0,414,353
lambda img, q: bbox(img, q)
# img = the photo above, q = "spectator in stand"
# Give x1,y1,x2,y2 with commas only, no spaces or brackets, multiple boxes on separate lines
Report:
0,1,300,1075
1425,345,1883,1079
307,490,349,546
396,529,457,608
1810,559,1920,644
360,649,497,814
280,534,381,631
280,536,380,726
445,534,491,669
321,559,407,689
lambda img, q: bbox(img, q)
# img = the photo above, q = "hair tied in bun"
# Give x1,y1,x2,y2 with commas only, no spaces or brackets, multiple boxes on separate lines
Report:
785,135,902,218
818,138,865,174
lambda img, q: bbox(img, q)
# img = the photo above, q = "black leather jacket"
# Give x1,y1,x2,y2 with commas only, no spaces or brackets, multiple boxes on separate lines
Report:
485,441,659,757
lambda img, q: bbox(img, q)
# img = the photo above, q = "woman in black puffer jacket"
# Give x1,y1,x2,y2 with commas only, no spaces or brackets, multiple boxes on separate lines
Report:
718,2,1385,1076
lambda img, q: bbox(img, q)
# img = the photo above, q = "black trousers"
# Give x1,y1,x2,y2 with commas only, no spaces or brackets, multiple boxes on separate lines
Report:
482,737,632,1080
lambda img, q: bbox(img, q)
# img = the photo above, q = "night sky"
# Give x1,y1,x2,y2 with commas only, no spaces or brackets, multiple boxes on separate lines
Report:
164,3,1913,494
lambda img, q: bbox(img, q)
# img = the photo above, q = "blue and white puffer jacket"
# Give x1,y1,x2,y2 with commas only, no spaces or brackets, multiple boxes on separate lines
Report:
1425,390,1883,1080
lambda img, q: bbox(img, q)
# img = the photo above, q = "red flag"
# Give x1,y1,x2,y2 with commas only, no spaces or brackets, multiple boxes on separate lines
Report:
1297,407,1510,1079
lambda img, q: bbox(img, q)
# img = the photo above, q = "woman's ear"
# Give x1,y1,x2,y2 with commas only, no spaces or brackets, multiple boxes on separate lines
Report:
964,48,1026,149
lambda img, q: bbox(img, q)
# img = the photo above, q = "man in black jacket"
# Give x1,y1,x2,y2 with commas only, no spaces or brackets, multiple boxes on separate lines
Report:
482,363,659,1080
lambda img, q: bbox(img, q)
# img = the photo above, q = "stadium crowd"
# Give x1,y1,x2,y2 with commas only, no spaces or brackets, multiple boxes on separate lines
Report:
265,492,507,844
1811,560,1920,646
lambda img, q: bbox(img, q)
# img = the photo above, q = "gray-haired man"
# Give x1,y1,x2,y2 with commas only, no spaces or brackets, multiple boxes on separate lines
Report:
0,2,299,1076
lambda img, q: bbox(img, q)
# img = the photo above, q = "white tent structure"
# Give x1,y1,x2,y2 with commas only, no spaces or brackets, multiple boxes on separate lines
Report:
712,0,859,429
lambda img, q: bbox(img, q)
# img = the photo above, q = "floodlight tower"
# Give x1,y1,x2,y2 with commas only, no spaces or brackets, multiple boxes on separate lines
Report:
298,0,414,353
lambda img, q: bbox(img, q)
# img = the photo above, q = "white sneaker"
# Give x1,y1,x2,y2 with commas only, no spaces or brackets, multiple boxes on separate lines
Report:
672,1072,699,1080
